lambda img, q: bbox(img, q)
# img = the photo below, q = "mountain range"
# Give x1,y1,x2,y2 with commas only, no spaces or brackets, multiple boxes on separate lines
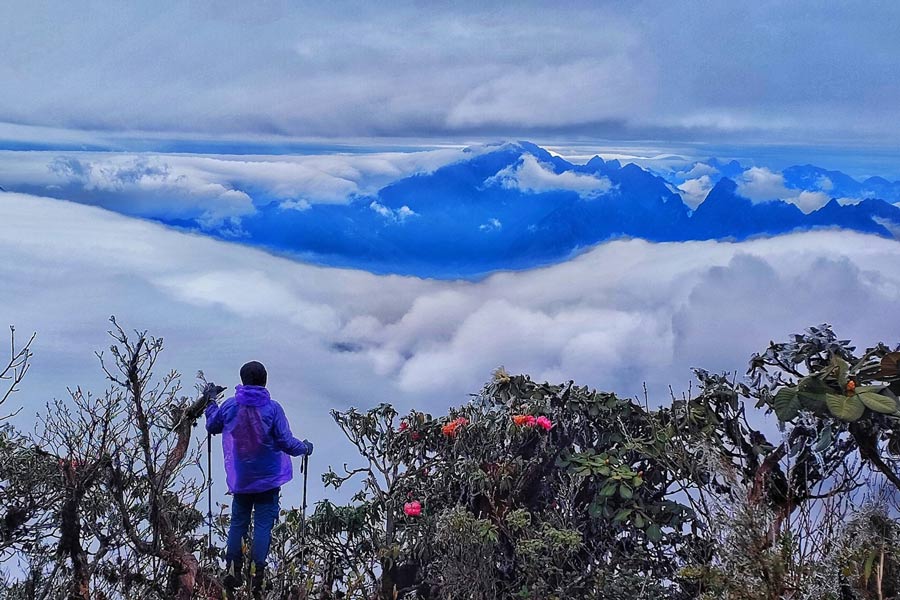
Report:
7,141,899,278
176,141,899,277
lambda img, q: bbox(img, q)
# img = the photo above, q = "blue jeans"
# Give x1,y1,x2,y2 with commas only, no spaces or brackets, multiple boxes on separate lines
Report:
226,487,280,569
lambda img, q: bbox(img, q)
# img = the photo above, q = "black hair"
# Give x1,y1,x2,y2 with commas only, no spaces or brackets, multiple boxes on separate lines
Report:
240,361,267,387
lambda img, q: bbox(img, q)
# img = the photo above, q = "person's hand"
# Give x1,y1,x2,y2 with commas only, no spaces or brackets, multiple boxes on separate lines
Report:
203,382,227,404
303,439,314,456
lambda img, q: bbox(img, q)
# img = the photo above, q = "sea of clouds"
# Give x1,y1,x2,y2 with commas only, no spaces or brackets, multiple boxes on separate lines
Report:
2,191,900,506
0,147,472,230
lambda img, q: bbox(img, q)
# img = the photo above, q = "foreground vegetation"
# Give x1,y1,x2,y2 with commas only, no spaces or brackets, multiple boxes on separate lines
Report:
1,319,900,599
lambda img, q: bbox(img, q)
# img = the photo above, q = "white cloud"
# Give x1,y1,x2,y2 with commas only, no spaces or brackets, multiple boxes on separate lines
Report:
873,216,900,239
0,147,470,225
736,166,793,202
736,166,832,213
486,154,614,199
369,201,392,218
791,190,831,213
677,175,714,209
369,201,417,222
678,162,719,180
280,199,311,211
480,218,502,232
396,206,416,220
45,155,256,228
445,56,650,130
4,191,900,505
816,175,834,192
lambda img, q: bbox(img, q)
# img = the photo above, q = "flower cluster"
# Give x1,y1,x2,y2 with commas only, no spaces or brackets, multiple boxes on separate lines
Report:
398,419,423,440
58,458,83,471
442,417,469,437
512,414,553,431
403,500,422,517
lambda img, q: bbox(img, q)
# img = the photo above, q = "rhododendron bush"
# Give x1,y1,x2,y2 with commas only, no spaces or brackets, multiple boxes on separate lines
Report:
268,326,900,600
4,323,900,599
295,369,704,599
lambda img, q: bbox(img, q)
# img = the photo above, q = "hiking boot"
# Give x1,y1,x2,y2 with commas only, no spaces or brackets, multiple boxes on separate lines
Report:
223,558,244,591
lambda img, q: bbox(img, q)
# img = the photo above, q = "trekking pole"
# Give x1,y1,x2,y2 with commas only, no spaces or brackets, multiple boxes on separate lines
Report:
207,432,213,552
300,454,309,563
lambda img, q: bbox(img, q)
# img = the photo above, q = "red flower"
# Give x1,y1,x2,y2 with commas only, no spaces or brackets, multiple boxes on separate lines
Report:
411,432,421,441
536,416,553,431
404,501,422,517
525,415,537,427
399,421,409,431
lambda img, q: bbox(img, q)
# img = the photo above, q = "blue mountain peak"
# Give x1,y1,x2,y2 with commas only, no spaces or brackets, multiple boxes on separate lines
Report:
211,142,900,276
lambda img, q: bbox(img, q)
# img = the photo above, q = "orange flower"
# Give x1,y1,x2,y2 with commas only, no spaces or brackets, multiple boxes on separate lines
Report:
846,380,857,394
442,417,468,437
512,414,529,426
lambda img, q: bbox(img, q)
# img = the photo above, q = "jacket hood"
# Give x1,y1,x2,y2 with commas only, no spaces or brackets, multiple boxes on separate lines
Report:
234,384,271,407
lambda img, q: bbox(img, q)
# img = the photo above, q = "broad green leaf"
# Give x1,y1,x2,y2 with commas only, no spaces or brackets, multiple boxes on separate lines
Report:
799,377,827,393
856,384,889,394
600,483,617,497
830,354,850,387
646,524,662,542
798,392,827,412
634,513,646,529
798,377,828,412
825,393,865,422
613,508,632,523
857,391,898,414
772,387,800,421
619,485,633,500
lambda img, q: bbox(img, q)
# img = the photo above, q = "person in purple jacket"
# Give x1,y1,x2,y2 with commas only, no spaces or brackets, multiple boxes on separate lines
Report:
205,360,313,595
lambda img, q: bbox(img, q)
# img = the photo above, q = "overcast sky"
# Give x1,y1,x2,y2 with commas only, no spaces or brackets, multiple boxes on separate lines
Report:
2,1,899,147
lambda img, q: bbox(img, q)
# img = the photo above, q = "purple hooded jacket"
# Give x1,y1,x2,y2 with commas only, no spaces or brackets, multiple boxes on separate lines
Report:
205,385,310,494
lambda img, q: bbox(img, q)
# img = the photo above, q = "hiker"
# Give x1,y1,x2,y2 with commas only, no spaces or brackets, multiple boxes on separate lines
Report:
205,360,314,596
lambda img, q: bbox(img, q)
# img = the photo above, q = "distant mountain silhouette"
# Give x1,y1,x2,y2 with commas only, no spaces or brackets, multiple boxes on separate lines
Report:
689,178,806,238
213,142,900,276
782,164,900,203
705,157,745,179
59,141,900,277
